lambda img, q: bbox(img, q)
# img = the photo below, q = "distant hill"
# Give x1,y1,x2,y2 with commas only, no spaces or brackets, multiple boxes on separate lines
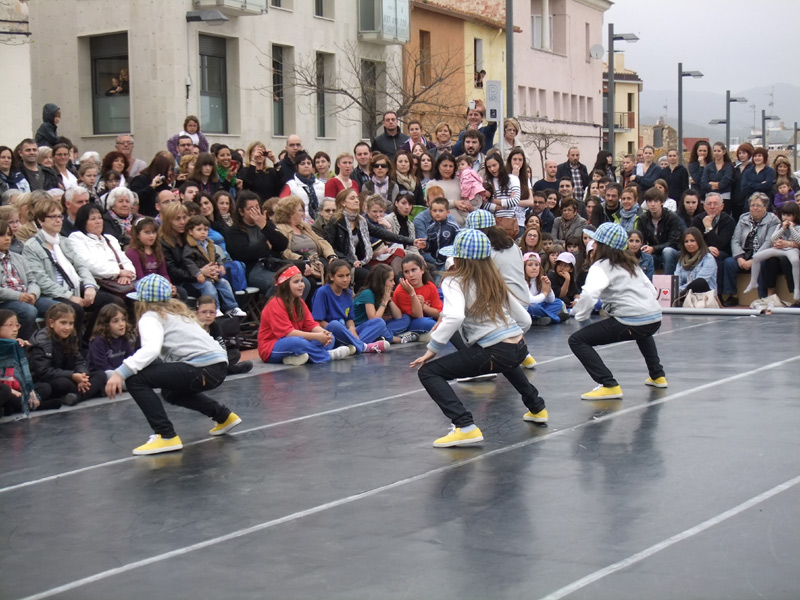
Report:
640,82,799,141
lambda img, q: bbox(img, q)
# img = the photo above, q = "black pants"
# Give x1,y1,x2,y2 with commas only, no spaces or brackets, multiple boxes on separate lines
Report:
568,318,664,388
126,361,230,438
49,371,107,403
0,382,58,415
418,339,546,428
762,256,795,292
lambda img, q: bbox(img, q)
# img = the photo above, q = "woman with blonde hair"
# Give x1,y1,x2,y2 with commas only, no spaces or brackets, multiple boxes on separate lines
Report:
411,229,548,448
105,274,240,456
274,195,337,286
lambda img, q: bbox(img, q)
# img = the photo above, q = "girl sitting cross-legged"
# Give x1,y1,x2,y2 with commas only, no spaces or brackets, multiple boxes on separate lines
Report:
257,264,353,366
310,259,391,355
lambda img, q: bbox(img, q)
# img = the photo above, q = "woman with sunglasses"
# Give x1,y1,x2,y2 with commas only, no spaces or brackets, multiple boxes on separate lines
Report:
362,153,399,208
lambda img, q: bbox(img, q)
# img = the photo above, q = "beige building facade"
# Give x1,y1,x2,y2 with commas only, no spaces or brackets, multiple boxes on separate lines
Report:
26,0,404,161
603,53,642,163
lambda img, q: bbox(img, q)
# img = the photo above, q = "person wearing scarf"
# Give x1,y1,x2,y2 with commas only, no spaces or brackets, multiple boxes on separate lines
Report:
363,153,399,208
22,197,123,341
281,152,324,221
675,226,717,297
102,187,134,248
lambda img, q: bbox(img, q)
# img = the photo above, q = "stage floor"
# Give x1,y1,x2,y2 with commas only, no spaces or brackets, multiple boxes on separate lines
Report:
2,314,799,600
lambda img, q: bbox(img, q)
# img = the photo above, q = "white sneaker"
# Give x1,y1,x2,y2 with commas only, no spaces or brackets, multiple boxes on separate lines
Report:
227,307,247,318
282,353,309,366
328,346,351,361
215,309,224,317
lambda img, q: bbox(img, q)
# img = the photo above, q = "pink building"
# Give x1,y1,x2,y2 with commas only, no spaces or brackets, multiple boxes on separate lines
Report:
512,0,611,177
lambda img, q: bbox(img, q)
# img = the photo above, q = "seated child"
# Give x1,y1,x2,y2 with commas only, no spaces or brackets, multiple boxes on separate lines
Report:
365,195,405,275
547,251,580,312
196,295,254,375
541,241,563,274
391,255,442,337
310,259,390,354
182,215,246,317
773,178,796,211
258,264,353,365
523,252,564,324
426,197,459,274
744,202,800,304
0,309,60,414
456,155,490,204
627,229,654,281
29,303,106,406
353,264,419,344
87,304,135,384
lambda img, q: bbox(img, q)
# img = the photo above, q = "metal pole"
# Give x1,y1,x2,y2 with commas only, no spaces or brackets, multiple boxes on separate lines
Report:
506,0,514,118
725,89,730,151
794,122,798,172
607,23,615,163
761,109,766,148
678,62,683,165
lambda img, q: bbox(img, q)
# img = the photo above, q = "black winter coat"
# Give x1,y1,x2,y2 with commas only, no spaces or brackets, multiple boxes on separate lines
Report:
28,329,87,382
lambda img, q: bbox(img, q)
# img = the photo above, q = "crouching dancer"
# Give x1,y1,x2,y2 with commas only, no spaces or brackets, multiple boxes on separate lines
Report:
105,274,241,455
411,229,548,448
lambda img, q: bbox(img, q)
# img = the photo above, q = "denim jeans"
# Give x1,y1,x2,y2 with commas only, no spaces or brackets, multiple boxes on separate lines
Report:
126,361,230,438
418,339,546,428
267,336,334,363
653,247,680,275
568,318,664,388
192,279,238,312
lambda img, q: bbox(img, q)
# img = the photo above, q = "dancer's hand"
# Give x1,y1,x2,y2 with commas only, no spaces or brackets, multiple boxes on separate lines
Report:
106,372,124,399
410,350,435,369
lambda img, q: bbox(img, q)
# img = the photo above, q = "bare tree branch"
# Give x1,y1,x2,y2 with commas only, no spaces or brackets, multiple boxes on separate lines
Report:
521,124,575,175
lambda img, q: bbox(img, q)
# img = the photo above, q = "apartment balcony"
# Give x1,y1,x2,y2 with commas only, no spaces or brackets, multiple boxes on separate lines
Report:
603,111,636,133
192,0,267,17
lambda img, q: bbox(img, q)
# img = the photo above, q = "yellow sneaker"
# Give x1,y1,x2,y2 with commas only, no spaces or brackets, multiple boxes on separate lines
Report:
433,425,484,448
521,355,537,369
523,409,548,423
133,434,183,456
210,412,242,436
645,377,668,388
581,385,623,400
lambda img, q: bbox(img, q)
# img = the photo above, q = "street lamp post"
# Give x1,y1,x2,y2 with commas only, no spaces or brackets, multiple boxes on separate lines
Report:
677,63,702,165
606,24,638,165
794,122,799,171
725,90,748,151
761,110,780,148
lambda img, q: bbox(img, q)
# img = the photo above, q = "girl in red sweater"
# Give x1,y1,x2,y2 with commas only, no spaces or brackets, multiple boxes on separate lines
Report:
257,264,351,366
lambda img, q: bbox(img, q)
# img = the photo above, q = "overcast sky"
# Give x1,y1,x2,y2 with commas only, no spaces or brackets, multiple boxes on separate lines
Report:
603,0,799,94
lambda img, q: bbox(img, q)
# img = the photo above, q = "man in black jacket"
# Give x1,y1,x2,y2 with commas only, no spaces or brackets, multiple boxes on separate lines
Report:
639,187,685,275
17,139,60,191
691,192,734,292
278,134,303,185
555,147,590,201
371,111,409,160
351,141,372,189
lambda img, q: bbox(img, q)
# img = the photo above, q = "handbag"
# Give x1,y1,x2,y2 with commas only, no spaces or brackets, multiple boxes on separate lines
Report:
96,277,135,295
682,290,720,309
97,236,135,296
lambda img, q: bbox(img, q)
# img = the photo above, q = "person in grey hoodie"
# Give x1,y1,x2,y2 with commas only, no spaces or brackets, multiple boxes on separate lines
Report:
35,103,61,148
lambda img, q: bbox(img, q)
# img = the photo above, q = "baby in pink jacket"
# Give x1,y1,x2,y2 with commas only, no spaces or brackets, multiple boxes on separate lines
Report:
456,155,490,203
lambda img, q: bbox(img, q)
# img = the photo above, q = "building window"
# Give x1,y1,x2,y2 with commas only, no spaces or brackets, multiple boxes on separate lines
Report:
531,14,553,51
314,52,335,139
273,45,286,136
627,92,634,112
199,35,227,134
419,30,431,87
473,38,483,87
361,59,380,139
90,33,130,135
271,0,293,9
315,0,334,18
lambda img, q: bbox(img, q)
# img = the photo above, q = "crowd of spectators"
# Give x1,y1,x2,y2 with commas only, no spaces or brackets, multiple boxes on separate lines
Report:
1,101,798,416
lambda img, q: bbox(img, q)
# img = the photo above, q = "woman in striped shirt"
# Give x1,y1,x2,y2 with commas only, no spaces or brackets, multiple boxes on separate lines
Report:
482,152,520,238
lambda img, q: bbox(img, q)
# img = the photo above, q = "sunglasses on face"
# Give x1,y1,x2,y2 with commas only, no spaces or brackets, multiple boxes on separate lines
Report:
373,164,388,169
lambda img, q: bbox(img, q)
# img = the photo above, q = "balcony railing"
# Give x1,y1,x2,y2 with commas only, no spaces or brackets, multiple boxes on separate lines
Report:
604,111,636,131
